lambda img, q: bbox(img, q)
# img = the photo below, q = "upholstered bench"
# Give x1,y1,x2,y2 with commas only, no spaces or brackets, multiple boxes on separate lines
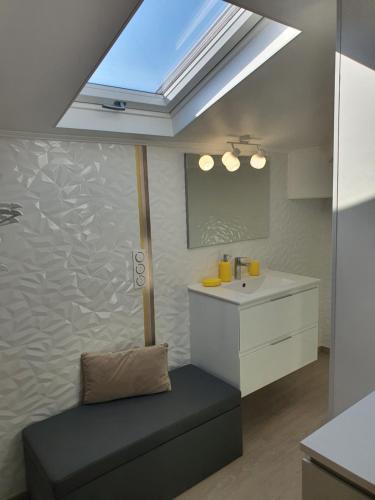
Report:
23,365,242,500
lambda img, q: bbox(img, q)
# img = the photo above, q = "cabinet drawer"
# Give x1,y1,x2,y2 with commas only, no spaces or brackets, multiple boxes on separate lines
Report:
240,326,318,397
302,459,371,500
240,288,318,352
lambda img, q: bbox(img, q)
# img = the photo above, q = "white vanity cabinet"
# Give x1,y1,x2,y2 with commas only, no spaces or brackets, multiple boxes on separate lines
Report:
189,271,319,397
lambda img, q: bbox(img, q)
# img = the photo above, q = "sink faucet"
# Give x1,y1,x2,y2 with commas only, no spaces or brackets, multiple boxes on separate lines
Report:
234,257,250,280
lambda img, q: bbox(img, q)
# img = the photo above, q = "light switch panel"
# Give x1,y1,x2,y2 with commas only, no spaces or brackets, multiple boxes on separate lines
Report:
132,249,147,289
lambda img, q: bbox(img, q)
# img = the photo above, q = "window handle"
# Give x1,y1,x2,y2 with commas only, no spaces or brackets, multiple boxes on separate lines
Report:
102,100,126,111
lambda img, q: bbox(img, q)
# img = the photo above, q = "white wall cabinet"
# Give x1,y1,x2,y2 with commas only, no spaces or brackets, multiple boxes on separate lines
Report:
189,287,319,396
288,146,333,199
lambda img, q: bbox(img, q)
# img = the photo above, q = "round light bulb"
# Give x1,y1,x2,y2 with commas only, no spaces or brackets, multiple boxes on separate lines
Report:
250,152,267,169
198,154,214,171
222,151,240,172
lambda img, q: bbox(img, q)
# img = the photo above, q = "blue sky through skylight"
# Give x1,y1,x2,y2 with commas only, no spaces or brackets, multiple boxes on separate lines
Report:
89,0,229,93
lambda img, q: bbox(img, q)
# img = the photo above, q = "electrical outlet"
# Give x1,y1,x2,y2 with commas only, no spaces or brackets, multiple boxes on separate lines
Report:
132,249,147,289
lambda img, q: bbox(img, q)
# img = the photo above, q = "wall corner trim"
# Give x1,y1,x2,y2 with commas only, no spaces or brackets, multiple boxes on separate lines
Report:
135,145,156,346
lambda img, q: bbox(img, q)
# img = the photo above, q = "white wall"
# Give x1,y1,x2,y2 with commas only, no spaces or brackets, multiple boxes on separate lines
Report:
288,146,333,199
0,138,143,500
148,147,332,356
0,137,332,499
330,0,375,416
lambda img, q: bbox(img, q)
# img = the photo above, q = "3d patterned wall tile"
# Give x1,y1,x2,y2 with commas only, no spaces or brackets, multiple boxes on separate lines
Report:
0,138,332,499
0,138,143,499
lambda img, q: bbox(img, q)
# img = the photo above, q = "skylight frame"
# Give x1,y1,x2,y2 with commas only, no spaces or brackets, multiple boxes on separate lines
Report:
157,5,257,100
79,83,168,112
61,12,301,137
77,3,262,113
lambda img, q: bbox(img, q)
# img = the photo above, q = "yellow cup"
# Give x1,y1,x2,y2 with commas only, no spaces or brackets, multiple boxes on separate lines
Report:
219,260,232,282
248,260,260,276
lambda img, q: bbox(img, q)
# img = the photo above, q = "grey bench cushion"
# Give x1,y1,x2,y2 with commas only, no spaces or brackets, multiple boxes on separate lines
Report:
23,364,240,498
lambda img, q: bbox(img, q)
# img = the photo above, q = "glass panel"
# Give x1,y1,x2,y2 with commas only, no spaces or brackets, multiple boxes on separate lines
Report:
89,0,230,93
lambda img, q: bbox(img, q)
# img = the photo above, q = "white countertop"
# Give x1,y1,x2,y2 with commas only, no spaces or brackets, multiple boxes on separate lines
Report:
301,391,375,496
188,269,320,306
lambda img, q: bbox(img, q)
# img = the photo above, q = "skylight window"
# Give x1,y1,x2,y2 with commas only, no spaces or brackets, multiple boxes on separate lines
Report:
90,0,238,94
61,3,301,137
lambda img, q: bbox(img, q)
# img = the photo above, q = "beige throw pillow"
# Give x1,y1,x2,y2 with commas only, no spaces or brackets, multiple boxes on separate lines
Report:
81,344,171,404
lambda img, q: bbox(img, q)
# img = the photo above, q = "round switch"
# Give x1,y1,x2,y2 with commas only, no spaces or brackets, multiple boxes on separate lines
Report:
135,252,144,263
136,263,145,274
136,275,145,287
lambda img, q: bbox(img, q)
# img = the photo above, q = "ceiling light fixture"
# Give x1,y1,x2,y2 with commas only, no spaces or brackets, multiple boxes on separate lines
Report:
250,146,267,170
222,144,241,172
198,154,215,171
198,135,267,173
223,135,267,172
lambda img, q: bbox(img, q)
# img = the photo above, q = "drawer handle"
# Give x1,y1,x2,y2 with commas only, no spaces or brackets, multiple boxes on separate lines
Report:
270,294,293,302
270,336,292,346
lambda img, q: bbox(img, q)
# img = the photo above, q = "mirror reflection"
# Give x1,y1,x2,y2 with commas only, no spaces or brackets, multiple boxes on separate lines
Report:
185,153,270,248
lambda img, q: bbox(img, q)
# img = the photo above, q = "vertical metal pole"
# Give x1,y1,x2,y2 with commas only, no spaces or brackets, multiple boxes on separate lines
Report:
135,145,155,346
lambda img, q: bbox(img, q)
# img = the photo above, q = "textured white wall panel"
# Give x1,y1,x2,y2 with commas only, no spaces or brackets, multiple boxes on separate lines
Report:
0,139,332,499
148,147,332,369
0,138,143,499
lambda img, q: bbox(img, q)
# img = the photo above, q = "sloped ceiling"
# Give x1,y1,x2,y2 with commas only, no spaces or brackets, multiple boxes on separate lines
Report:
177,0,336,150
0,0,336,151
0,0,140,131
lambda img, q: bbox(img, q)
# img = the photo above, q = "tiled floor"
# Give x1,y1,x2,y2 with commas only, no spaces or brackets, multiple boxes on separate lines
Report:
178,352,329,500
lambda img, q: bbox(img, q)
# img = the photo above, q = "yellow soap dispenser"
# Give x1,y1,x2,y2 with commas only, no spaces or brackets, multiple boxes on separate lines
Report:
219,254,232,282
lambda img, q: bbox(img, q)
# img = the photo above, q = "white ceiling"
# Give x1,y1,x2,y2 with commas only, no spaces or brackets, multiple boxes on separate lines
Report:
177,0,336,151
0,0,336,152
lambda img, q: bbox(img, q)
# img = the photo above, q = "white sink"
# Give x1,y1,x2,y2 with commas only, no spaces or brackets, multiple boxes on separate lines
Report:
188,269,320,306
224,274,296,294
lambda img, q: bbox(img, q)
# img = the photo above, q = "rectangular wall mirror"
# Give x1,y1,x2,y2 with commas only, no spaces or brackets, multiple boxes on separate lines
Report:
185,153,270,248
